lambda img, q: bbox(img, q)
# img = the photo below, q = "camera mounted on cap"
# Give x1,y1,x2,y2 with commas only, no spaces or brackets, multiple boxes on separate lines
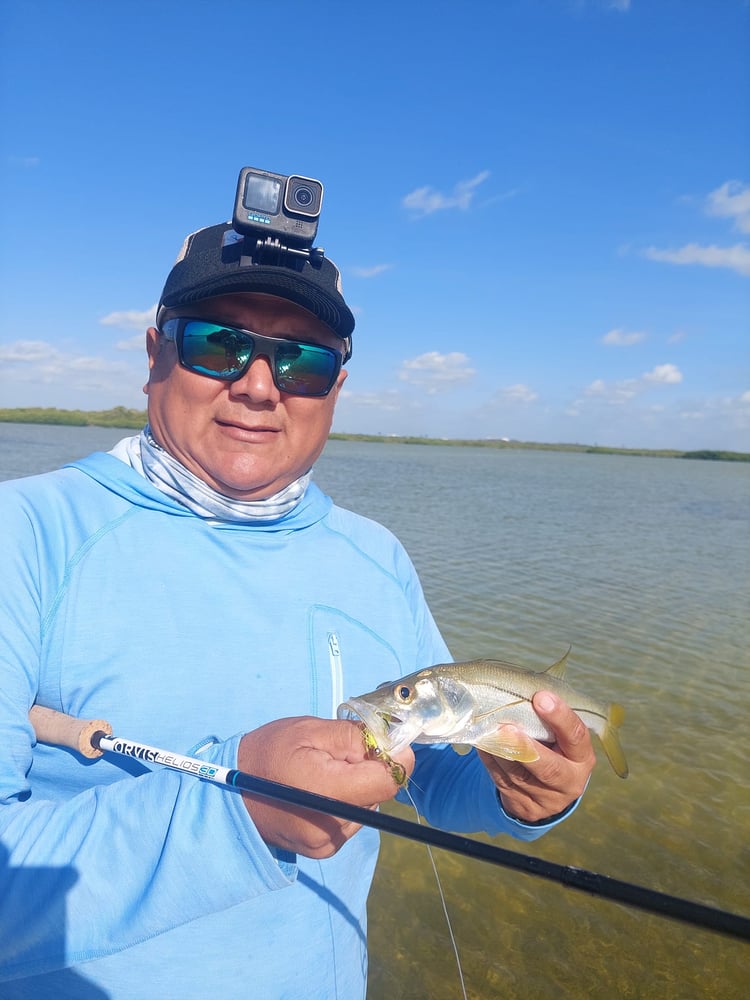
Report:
232,166,326,268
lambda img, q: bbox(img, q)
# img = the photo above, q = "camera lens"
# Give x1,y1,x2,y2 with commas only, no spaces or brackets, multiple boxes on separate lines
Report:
284,176,322,220
293,186,314,208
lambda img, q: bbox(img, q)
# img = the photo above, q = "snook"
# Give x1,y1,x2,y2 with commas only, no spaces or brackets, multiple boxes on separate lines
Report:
338,649,628,778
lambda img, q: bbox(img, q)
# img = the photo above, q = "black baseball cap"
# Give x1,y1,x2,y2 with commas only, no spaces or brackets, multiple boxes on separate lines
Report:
157,223,355,354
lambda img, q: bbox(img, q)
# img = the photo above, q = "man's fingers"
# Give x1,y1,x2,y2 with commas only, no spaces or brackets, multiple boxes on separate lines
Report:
322,748,415,805
532,690,593,763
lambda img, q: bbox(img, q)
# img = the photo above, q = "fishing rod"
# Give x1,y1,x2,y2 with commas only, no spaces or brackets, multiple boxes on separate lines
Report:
29,705,750,943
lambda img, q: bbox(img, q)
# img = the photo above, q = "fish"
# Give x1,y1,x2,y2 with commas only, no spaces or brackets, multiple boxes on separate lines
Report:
338,648,628,778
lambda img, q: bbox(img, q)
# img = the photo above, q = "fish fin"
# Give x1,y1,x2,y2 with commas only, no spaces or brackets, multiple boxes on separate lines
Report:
473,729,540,763
597,703,629,778
451,743,473,756
543,646,571,680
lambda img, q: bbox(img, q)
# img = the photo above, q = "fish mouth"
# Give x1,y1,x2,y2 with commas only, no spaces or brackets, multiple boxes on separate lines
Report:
337,699,407,753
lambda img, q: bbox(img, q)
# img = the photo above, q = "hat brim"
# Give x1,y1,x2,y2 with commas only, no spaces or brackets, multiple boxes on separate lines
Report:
160,266,354,342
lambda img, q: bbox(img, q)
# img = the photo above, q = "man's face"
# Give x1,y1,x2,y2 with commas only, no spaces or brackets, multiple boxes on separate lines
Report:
144,292,348,500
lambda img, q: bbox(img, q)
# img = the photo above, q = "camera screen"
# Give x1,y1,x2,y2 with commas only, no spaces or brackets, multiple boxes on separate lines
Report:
243,175,282,214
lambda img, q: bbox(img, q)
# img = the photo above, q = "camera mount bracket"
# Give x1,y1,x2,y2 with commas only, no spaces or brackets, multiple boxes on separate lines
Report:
240,235,326,270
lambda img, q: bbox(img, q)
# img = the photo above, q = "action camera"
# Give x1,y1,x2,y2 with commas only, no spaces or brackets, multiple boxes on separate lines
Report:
232,167,324,249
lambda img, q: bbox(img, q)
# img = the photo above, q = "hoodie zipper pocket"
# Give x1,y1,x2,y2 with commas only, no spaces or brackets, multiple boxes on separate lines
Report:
328,631,343,719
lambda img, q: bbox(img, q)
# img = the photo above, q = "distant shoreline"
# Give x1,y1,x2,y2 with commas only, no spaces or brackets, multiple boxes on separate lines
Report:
1,407,748,462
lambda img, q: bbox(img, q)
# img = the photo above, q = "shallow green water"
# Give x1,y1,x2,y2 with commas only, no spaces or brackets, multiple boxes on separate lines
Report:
3,426,749,998
315,440,749,1000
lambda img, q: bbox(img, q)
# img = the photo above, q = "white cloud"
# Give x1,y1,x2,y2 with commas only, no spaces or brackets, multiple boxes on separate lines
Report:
333,380,748,450
350,264,393,278
643,181,750,278
482,187,523,209
0,340,51,364
642,242,750,277
584,363,683,404
570,0,631,12
643,363,683,385
338,388,405,411
675,391,750,434
99,304,158,330
584,377,639,404
402,171,490,218
601,328,647,346
706,181,750,234
6,155,40,168
116,333,146,351
501,383,538,404
667,330,688,345
398,351,476,393
0,339,143,392
585,379,606,396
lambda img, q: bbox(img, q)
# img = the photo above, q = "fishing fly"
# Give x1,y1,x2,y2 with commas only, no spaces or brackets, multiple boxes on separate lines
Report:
361,725,408,787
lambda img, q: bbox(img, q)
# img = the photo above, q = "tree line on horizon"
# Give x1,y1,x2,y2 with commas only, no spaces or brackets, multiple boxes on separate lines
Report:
0,406,747,462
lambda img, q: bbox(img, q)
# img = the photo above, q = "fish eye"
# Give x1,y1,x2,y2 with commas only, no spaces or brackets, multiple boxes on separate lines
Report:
394,684,413,703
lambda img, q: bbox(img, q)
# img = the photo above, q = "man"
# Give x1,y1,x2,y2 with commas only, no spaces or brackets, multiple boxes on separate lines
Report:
0,183,595,997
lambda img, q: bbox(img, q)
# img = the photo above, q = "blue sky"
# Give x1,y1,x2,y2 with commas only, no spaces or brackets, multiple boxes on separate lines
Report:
1,0,748,450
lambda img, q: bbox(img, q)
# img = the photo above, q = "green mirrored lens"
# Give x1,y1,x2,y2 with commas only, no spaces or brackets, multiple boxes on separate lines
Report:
181,322,252,377
275,343,338,395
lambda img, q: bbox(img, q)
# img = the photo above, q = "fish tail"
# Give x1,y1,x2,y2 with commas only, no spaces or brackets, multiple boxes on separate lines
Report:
597,703,629,779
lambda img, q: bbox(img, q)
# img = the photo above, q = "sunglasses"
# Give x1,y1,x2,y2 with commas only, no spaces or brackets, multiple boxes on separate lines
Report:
159,318,344,397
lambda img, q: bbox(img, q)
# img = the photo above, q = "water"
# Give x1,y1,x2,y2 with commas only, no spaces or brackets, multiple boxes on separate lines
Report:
0,423,132,480
2,424,749,998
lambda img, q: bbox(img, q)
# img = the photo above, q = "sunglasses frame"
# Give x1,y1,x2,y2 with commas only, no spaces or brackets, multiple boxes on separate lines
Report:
159,317,344,397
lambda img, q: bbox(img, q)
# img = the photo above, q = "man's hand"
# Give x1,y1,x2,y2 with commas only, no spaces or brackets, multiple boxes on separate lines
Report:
478,691,596,824
237,717,415,858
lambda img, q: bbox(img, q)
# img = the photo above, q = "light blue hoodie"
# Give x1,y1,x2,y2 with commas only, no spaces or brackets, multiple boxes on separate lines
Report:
0,450,562,998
